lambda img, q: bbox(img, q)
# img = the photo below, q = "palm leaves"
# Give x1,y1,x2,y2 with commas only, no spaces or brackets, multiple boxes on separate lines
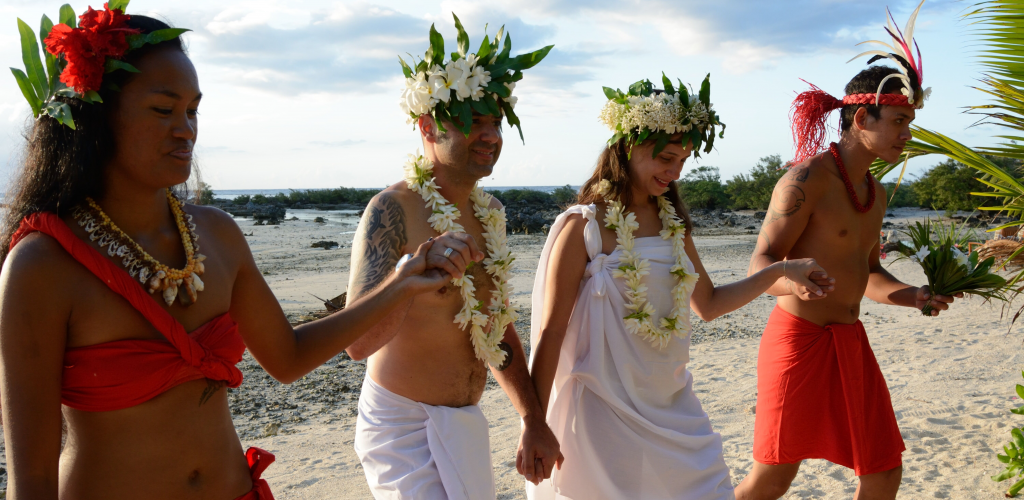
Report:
871,1,1024,288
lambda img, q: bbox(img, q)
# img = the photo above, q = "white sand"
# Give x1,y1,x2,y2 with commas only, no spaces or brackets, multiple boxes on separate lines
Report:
240,213,1024,499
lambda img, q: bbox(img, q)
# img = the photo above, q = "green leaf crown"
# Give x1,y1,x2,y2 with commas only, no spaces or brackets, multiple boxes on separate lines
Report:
398,13,553,142
10,0,190,129
600,73,726,158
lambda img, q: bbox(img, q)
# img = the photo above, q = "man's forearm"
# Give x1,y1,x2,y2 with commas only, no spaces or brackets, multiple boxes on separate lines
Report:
866,266,918,307
490,325,545,425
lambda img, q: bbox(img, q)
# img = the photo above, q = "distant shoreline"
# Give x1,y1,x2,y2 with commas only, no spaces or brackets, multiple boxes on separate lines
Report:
213,185,577,200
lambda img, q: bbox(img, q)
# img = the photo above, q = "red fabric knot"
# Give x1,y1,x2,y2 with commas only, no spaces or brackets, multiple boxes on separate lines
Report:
198,350,244,388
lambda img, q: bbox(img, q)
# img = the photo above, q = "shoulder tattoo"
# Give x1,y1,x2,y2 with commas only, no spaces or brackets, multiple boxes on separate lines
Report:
764,184,807,226
353,194,407,292
786,166,810,183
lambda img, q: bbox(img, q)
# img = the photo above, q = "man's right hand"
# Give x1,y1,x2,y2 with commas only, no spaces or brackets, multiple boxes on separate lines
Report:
425,232,485,279
783,258,834,301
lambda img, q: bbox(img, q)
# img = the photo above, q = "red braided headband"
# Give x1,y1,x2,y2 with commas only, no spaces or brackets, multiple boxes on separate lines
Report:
789,83,912,164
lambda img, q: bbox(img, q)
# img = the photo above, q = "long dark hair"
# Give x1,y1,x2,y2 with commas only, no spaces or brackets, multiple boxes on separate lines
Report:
576,138,693,234
0,16,191,262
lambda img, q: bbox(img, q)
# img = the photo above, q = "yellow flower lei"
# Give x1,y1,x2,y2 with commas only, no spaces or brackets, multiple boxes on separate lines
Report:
403,152,518,365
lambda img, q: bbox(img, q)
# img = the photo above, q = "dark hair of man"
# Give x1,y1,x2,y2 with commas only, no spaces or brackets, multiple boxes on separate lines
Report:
576,138,694,235
840,62,921,132
0,16,190,262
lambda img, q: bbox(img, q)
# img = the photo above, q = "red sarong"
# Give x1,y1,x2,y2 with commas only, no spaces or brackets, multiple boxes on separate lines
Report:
753,306,904,476
234,447,276,500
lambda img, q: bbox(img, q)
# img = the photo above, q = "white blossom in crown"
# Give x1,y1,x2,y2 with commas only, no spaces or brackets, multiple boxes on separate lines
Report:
397,13,552,141
600,73,725,159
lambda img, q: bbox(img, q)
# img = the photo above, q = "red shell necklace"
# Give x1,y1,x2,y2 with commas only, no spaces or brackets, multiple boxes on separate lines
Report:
829,142,875,213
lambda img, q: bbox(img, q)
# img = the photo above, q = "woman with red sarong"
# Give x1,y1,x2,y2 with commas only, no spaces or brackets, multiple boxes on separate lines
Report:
0,4,480,499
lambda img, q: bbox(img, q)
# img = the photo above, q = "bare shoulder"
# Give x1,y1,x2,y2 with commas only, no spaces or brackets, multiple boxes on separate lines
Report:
1,232,75,315
775,155,831,195
369,182,419,212
557,213,589,244
181,203,247,252
485,191,503,211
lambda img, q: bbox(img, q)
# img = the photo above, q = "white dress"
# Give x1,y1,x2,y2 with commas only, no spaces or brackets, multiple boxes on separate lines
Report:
526,204,734,500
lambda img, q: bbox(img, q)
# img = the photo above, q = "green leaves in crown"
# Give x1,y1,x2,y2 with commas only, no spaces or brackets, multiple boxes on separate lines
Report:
10,0,189,129
398,13,553,142
601,73,726,159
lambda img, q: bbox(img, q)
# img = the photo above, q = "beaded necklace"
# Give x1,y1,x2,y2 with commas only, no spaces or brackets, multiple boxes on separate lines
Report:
73,191,207,307
829,142,875,213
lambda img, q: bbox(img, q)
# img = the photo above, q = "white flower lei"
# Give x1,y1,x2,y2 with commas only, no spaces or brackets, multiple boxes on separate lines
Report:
598,179,699,349
403,152,518,365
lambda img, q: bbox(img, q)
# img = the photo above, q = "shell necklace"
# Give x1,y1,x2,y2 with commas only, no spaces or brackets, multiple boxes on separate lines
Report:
73,191,207,307
598,179,698,349
403,152,517,366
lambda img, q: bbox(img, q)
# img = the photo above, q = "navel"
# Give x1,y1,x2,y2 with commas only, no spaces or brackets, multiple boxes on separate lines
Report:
839,229,848,237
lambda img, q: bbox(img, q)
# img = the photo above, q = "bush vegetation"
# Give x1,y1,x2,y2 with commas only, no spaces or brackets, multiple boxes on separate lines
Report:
217,155,1019,214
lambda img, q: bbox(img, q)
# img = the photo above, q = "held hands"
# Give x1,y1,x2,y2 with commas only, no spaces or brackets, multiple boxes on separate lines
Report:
782,258,834,301
425,232,485,279
915,285,960,316
517,417,564,485
394,232,486,295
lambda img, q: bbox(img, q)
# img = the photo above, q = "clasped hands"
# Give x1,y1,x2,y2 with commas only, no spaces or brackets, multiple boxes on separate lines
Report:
394,232,485,293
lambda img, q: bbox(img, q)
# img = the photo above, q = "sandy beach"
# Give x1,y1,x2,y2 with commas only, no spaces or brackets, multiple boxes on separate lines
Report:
0,207,1016,499
206,206,1024,499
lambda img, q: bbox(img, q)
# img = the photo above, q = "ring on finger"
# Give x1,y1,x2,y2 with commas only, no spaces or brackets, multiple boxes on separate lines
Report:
443,247,455,259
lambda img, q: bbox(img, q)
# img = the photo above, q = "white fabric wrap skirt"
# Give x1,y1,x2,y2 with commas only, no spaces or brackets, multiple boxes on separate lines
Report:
354,376,496,500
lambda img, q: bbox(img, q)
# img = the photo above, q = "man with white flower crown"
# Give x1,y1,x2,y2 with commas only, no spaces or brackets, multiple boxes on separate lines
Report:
736,3,958,499
344,14,561,499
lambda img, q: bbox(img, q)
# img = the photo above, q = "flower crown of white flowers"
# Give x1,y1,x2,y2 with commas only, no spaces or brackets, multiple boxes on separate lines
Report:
599,73,725,159
398,13,553,142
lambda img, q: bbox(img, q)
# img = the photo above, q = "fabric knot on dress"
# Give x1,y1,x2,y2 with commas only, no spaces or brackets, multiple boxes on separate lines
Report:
197,347,244,388
585,255,609,297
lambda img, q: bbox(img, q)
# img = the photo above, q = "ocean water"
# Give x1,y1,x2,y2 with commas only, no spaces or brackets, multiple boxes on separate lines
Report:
213,185,576,200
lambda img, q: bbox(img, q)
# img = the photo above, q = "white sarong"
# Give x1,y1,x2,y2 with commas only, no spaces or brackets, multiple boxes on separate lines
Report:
354,376,496,500
526,204,735,500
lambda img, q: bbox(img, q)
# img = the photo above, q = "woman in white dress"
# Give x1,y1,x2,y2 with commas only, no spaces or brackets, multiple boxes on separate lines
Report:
524,77,832,499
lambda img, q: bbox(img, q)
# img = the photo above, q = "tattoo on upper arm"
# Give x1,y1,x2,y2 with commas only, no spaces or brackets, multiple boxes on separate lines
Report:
353,194,407,293
764,185,807,227
787,166,810,182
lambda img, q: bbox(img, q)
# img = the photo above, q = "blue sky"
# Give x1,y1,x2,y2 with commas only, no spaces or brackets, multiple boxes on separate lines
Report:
0,0,1002,190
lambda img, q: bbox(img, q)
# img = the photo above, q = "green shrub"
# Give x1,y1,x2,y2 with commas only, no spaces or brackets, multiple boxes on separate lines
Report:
912,159,987,213
883,181,917,208
551,185,578,206
196,182,215,205
725,155,787,210
233,194,251,205
679,166,729,209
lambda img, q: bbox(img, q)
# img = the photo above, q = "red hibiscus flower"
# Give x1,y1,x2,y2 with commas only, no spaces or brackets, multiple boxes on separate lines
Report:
43,3,138,94
79,4,135,58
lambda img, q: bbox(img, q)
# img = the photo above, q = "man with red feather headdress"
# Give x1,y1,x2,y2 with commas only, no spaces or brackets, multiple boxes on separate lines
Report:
735,2,956,499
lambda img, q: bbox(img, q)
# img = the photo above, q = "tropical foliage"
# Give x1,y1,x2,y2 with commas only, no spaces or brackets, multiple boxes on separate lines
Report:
891,219,1006,315
994,371,1024,496
679,166,730,209
869,1,1024,292
724,155,788,210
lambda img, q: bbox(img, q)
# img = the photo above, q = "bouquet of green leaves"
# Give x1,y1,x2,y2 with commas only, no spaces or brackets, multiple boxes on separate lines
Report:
993,371,1024,496
893,219,1007,315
